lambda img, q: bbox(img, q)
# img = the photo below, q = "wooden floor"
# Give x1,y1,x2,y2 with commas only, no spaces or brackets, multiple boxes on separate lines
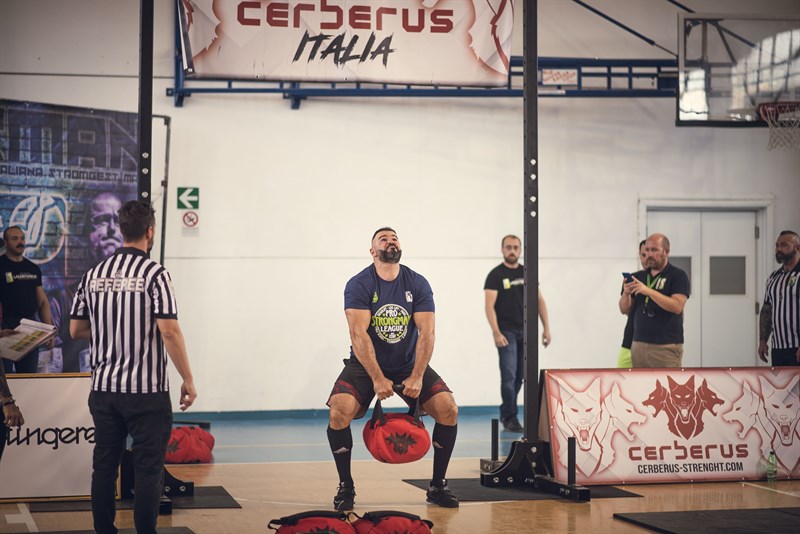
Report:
2,458,799,533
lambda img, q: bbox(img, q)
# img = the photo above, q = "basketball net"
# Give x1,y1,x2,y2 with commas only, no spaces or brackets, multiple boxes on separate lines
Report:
758,102,800,150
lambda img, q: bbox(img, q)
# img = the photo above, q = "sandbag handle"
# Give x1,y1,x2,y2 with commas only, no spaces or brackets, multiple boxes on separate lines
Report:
370,384,423,429
267,510,348,530
348,510,434,529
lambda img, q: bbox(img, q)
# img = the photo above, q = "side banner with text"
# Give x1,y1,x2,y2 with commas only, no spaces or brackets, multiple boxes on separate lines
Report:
0,375,93,499
181,0,515,86
544,368,800,484
0,100,138,373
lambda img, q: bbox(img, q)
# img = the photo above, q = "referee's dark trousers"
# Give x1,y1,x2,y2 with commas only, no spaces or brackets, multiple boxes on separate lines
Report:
89,391,173,534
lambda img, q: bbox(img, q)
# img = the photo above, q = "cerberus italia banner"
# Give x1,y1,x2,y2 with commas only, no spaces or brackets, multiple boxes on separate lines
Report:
179,0,515,86
543,367,800,484
0,100,138,374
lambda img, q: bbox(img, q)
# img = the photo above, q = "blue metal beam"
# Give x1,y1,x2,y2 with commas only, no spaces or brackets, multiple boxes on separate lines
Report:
168,55,678,108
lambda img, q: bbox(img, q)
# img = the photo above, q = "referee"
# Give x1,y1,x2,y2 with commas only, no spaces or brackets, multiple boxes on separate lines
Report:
758,230,800,366
70,200,197,534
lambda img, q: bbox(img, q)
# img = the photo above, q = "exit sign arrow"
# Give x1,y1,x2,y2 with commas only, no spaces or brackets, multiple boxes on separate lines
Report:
177,187,199,209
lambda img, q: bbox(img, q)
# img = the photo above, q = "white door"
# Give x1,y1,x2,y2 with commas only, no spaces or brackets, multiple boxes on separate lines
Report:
646,210,758,367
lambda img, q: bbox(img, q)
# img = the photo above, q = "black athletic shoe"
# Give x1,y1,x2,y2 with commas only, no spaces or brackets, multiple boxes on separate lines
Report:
333,481,355,510
502,417,524,433
426,480,459,508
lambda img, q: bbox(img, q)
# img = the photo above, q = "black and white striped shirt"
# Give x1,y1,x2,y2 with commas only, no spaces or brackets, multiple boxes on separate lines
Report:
70,247,178,393
763,262,800,349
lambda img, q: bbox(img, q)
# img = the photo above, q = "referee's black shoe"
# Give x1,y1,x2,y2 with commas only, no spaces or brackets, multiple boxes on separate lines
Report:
333,481,355,511
426,479,459,508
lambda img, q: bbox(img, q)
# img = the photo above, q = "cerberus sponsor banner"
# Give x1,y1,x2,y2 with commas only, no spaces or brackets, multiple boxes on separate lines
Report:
0,375,94,499
179,0,515,86
543,367,800,485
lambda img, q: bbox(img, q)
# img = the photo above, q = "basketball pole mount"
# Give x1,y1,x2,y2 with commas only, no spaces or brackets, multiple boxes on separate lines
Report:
479,0,590,503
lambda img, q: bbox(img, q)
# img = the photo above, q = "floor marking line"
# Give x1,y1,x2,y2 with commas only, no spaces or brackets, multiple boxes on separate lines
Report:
742,481,800,499
5,503,39,532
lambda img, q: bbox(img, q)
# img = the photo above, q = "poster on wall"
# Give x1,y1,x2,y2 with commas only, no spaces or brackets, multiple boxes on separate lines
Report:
544,368,800,485
0,99,139,373
180,0,515,86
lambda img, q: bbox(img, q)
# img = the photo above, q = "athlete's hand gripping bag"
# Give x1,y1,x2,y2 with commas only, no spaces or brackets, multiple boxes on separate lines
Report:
362,385,431,464
351,510,434,534
267,510,355,533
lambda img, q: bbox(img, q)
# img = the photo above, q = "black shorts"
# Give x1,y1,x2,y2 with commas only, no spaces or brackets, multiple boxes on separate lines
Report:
327,358,452,419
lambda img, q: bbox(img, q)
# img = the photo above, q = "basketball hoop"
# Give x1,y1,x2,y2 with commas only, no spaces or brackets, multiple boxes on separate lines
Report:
758,102,800,150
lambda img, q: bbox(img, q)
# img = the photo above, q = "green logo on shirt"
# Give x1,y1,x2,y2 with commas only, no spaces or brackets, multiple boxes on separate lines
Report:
372,304,410,344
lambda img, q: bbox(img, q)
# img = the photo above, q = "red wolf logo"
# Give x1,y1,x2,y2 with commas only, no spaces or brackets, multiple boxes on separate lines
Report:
643,376,724,439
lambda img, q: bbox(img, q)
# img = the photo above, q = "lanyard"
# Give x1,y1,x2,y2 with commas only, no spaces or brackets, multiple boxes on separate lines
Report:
645,273,661,305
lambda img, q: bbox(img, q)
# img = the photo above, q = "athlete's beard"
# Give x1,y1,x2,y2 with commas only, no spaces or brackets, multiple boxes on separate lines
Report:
378,247,402,264
776,250,796,264
504,254,518,266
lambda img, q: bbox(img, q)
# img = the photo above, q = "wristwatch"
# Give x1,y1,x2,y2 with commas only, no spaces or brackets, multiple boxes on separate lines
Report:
1,398,15,406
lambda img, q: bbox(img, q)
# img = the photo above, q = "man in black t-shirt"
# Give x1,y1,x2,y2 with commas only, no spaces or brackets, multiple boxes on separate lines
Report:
0,226,53,374
484,235,551,432
619,233,690,368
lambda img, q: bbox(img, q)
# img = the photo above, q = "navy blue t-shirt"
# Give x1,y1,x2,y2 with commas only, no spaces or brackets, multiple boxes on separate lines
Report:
344,264,434,373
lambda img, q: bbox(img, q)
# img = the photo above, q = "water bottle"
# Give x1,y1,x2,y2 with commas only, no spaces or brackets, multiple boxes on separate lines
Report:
766,451,778,483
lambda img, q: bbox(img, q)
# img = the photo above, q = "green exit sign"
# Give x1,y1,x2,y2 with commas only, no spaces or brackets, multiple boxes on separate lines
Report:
177,187,199,209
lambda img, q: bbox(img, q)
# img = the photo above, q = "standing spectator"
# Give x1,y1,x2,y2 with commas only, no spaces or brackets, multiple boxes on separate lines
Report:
0,226,53,374
484,235,551,433
619,233,690,368
70,200,197,534
758,230,800,366
617,240,647,368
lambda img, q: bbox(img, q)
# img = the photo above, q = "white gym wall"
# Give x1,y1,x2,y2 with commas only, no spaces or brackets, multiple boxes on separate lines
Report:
1,0,798,411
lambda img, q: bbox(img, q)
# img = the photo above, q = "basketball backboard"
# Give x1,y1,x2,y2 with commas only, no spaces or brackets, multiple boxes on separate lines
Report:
677,13,800,126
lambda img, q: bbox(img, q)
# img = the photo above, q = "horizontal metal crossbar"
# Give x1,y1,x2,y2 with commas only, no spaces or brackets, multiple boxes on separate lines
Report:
169,55,678,108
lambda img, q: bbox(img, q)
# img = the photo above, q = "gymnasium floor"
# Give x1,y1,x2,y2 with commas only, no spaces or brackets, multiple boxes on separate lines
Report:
2,409,800,533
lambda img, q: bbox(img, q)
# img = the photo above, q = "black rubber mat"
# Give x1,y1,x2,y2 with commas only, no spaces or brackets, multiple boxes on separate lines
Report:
403,478,641,501
9,529,194,534
28,486,240,513
613,508,800,533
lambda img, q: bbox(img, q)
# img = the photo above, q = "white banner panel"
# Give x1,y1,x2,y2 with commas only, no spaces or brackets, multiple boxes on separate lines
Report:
544,368,800,485
1,375,93,500
181,0,515,86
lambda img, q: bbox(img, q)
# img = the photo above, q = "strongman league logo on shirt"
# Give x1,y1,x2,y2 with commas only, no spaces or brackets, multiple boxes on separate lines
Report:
372,304,411,344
